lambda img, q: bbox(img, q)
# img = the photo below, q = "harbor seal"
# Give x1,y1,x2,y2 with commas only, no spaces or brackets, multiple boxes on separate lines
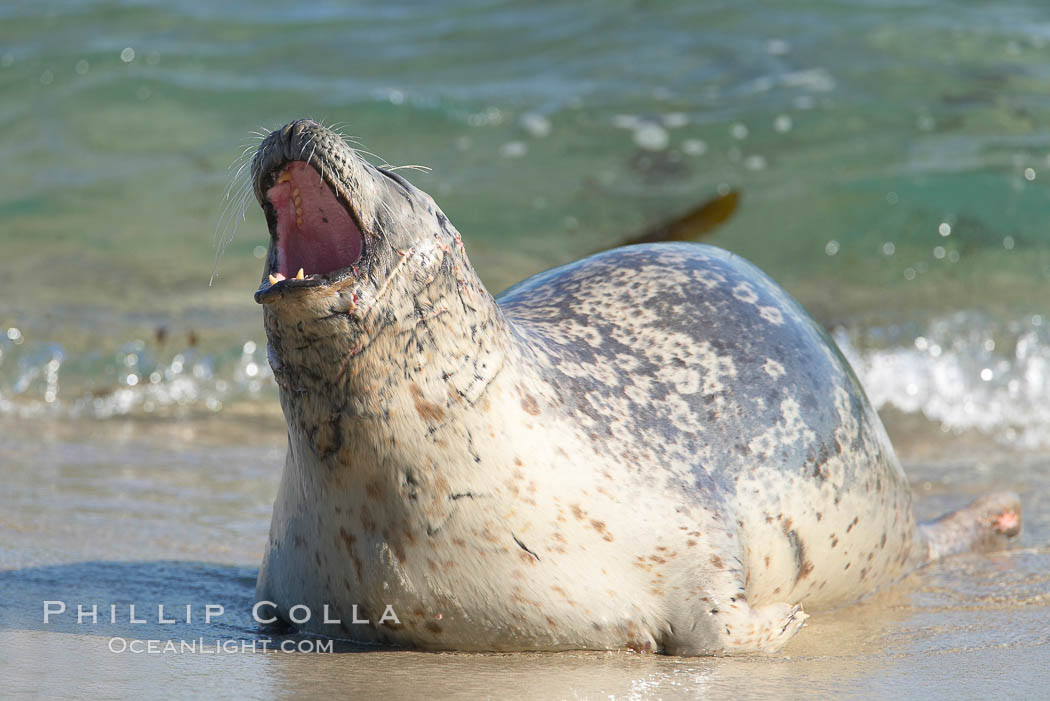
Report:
249,120,1021,655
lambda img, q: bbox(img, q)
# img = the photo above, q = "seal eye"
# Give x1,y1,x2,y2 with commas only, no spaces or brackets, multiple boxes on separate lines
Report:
265,161,363,279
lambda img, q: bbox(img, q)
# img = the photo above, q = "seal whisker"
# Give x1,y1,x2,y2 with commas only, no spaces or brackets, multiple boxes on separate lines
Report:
213,178,251,249
386,164,433,173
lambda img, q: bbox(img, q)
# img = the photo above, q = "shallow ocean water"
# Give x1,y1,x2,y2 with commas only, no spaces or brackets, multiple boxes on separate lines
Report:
2,0,1050,698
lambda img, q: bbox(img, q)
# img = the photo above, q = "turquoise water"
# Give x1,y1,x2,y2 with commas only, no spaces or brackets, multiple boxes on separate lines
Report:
4,1,1050,441
5,1,1050,442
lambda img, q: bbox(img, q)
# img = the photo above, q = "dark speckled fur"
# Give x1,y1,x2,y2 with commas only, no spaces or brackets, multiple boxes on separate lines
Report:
500,244,876,497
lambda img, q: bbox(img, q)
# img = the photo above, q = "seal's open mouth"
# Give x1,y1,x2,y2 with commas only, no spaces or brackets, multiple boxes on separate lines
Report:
257,160,365,298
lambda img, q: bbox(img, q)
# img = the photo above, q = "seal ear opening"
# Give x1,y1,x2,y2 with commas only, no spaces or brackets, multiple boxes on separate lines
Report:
265,161,363,278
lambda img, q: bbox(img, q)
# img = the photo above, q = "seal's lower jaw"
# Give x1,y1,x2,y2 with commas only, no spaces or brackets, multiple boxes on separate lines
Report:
255,161,365,304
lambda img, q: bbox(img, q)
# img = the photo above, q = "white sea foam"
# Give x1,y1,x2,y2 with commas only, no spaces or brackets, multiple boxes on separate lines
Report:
5,312,1050,448
834,311,1050,448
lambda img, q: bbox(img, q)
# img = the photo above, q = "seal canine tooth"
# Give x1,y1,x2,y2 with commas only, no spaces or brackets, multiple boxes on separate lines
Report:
250,119,1023,657
268,274,279,285
295,268,305,279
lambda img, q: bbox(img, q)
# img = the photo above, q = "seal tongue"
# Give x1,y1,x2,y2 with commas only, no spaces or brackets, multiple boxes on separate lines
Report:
265,161,362,278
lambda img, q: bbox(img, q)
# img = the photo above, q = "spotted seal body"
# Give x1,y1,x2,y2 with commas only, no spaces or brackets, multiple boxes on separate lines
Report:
250,120,1021,655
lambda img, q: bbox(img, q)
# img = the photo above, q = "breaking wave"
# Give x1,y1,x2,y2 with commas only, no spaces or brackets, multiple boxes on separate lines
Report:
4,310,1050,450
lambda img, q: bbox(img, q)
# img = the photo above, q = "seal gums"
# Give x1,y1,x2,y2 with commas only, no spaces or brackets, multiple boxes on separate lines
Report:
264,161,364,280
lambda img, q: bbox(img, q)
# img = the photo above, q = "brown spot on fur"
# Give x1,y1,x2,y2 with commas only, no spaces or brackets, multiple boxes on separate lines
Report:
571,504,586,520
425,621,443,634
846,516,858,533
410,383,445,422
360,507,376,535
521,394,541,416
710,554,724,569
764,555,771,568
590,519,614,542
338,527,363,580
514,457,523,466
625,639,654,653
799,560,814,579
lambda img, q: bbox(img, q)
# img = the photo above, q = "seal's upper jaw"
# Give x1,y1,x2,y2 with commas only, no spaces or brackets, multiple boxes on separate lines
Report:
265,161,363,280
252,120,370,304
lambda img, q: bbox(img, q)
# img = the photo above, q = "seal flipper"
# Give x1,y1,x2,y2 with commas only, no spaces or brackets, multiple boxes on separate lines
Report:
718,602,809,654
918,491,1021,562
667,600,809,656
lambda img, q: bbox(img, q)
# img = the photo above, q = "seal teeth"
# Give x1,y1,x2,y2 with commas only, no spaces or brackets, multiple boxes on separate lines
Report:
268,273,287,285
296,268,305,279
292,188,304,223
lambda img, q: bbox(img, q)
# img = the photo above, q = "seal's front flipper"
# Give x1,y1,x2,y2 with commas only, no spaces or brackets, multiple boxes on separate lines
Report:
668,602,809,656
919,491,1021,562
720,602,809,654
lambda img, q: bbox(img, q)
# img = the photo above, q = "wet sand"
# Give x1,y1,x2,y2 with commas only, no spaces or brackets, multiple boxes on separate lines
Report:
1,414,1047,699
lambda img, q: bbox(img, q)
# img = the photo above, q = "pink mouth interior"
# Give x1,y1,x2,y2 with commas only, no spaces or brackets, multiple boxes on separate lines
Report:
265,161,363,278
